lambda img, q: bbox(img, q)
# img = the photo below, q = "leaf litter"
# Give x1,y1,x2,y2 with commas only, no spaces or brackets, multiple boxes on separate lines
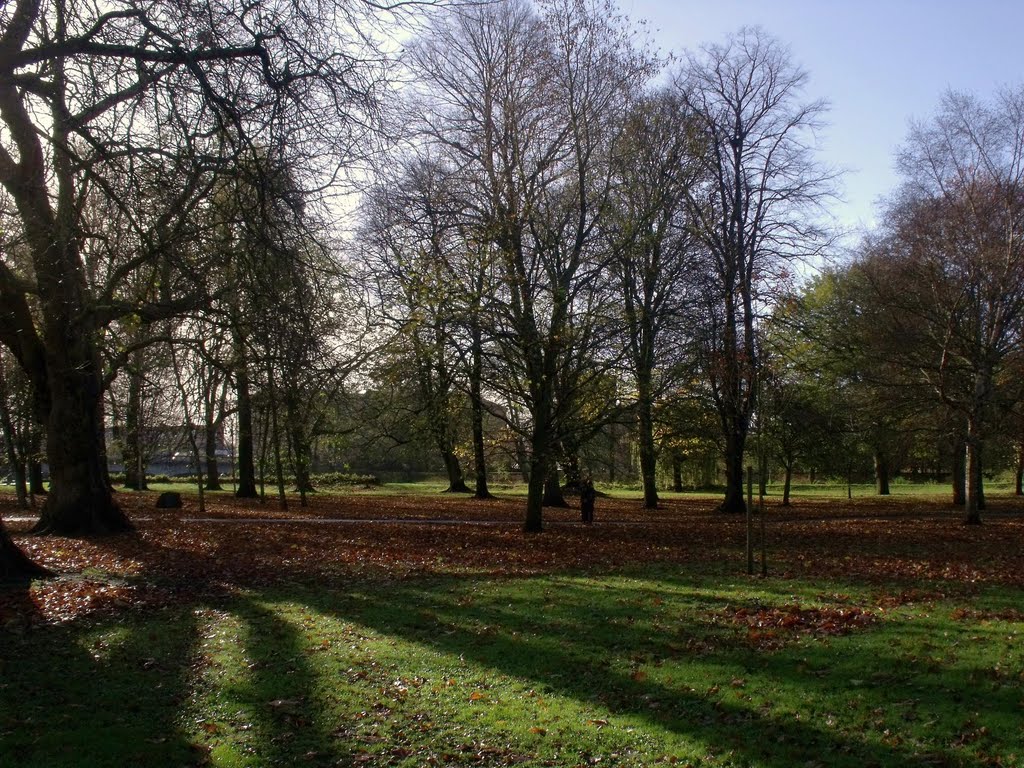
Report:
2,492,1023,628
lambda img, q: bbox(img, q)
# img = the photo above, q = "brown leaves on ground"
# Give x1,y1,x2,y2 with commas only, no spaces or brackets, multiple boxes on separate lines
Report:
720,603,878,649
2,491,1024,627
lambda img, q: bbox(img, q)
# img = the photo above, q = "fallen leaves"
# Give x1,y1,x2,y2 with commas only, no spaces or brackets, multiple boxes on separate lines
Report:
950,606,1024,623
1,575,169,629
3,491,1024,630
720,603,878,649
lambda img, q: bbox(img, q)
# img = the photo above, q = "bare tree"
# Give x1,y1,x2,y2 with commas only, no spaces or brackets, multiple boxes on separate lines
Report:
408,0,655,530
362,155,474,493
676,27,834,514
606,90,702,509
0,0,394,542
862,88,1024,524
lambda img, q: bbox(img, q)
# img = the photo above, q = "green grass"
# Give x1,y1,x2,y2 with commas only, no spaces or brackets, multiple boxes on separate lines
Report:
5,476,1010,505
3,568,1022,767
603,481,1020,502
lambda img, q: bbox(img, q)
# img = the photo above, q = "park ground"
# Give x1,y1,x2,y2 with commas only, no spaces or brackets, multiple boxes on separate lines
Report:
1,485,1023,767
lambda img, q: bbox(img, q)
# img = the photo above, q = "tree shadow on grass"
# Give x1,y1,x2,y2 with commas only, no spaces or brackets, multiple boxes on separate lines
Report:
0,600,201,768
8,523,1020,768
7,530,380,768
305,574,1014,767
200,595,360,767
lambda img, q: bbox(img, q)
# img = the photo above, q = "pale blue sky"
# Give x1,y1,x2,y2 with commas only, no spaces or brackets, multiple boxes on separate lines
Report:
623,1,1024,235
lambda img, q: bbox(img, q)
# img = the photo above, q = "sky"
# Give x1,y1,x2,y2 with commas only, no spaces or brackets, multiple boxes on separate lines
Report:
621,0,1024,237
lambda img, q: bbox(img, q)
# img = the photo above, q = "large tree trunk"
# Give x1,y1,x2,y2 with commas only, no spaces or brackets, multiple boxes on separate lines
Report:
874,450,891,496
33,324,130,535
440,449,470,493
28,456,46,496
0,522,52,580
542,466,568,508
233,345,259,499
719,427,747,514
524,405,554,532
524,455,546,532
2,57,117,533
637,392,659,509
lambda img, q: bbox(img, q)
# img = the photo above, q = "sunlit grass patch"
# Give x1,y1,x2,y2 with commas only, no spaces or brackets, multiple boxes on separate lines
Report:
3,568,1023,767
187,574,1024,767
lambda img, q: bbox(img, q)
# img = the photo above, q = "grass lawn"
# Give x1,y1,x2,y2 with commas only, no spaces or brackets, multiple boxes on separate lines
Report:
2,490,1023,767
76,475,1016,504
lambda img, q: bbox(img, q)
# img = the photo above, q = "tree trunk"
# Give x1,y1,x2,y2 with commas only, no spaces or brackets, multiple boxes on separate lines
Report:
123,351,148,490
1015,441,1023,496
28,457,45,496
973,445,985,512
469,322,493,499
33,333,130,535
25,421,45,494
637,394,659,509
233,346,258,499
204,415,222,491
608,425,617,485
1,432,27,510
561,449,582,492
285,396,314,504
266,370,288,511
758,451,768,498
951,434,966,507
782,461,793,507
12,461,28,509
524,405,554,532
672,454,683,493
0,54,122,533
524,454,546,532
0,368,28,510
542,466,568,508
0,521,52,580
874,450,890,496
964,421,982,525
719,428,747,514
515,437,531,484
440,449,471,493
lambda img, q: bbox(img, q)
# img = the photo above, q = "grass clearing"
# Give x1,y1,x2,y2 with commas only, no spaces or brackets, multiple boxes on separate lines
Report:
8,476,1008,504
3,567,1023,767
3,489,1024,766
